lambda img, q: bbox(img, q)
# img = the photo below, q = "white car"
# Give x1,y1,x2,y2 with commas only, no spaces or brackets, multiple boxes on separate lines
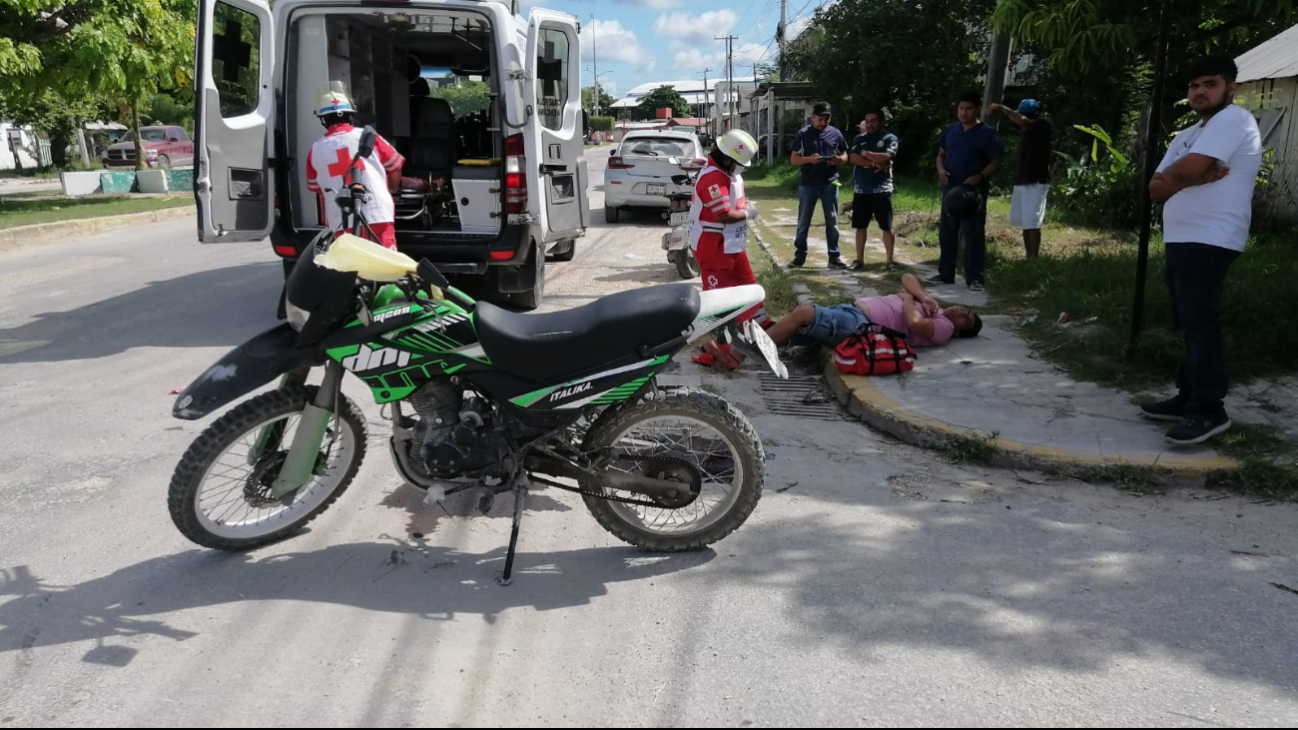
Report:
603,131,705,223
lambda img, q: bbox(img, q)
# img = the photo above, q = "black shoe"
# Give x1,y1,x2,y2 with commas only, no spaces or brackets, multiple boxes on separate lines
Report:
1165,413,1232,446
788,259,805,269
828,257,849,270
885,262,897,272
1140,396,1186,422
848,260,866,272
926,274,953,285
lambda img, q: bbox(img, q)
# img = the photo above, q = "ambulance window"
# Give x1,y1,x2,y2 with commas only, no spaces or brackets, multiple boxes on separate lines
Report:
535,29,569,131
212,2,261,118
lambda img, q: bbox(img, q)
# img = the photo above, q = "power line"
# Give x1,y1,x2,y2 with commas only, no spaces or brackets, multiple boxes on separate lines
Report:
738,0,779,44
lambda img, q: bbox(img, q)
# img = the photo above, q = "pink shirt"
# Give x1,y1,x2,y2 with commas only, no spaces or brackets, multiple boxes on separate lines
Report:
858,295,955,347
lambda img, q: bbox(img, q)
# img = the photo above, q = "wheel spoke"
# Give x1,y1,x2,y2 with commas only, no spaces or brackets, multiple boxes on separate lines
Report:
601,414,744,536
188,403,358,540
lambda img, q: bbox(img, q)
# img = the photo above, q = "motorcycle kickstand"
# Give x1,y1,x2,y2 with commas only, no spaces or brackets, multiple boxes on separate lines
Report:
497,475,530,586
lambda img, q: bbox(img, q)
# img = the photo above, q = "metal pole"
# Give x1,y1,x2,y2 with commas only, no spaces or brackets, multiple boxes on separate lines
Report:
778,0,787,81
716,35,738,132
1127,0,1175,357
591,14,599,117
767,87,775,165
700,68,711,134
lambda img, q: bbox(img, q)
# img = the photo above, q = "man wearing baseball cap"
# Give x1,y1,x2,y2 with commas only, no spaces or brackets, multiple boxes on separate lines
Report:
789,101,850,269
988,99,1053,259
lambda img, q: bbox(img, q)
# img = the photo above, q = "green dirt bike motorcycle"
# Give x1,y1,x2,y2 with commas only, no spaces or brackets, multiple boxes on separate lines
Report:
168,127,788,583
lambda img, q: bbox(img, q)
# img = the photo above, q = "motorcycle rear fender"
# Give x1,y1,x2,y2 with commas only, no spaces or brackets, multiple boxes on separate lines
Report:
173,324,325,420
688,284,766,340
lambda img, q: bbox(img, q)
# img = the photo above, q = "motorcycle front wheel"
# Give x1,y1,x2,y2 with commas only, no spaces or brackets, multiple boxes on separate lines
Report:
167,385,367,551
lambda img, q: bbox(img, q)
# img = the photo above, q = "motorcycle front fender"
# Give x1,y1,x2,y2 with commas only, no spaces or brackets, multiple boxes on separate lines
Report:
173,324,325,420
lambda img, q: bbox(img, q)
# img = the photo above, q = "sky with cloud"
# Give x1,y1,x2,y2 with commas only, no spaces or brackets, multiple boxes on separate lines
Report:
519,0,818,99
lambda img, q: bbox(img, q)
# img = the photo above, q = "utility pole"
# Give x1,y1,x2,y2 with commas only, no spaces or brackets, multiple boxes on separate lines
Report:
982,30,1011,127
699,68,712,134
715,35,738,132
777,0,787,81
591,14,600,117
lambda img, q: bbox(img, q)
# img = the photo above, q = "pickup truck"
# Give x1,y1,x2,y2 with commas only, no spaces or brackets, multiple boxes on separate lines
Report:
102,126,195,169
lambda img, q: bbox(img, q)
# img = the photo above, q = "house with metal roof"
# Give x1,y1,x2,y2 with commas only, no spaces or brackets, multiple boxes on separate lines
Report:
1236,23,1298,222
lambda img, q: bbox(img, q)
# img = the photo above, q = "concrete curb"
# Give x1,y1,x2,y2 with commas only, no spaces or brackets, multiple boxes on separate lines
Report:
751,218,1238,482
821,357,1240,481
0,204,195,251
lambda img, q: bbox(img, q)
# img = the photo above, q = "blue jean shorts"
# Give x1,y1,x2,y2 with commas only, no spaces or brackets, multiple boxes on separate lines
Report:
796,303,870,346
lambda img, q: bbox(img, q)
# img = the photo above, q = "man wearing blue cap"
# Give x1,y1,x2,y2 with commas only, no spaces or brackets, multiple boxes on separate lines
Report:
989,99,1053,259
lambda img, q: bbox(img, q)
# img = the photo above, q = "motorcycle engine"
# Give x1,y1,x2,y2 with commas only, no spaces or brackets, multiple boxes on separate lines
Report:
409,381,511,479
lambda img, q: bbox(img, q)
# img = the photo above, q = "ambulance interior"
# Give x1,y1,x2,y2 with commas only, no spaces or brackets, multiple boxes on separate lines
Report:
287,11,505,237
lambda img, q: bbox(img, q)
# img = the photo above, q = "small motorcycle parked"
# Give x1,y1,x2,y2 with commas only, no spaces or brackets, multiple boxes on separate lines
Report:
661,172,699,280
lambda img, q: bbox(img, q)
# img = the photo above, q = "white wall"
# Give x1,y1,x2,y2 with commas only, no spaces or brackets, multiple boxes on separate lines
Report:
0,123,42,170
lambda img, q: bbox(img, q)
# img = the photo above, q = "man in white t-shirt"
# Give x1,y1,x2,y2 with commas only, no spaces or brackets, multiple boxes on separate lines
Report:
1143,55,1262,445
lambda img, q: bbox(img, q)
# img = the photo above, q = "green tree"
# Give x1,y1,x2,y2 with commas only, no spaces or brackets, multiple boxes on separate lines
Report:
786,0,997,173
992,0,1297,75
0,0,196,169
634,86,691,120
589,116,615,132
429,80,491,116
146,90,195,133
991,0,1297,217
582,86,616,112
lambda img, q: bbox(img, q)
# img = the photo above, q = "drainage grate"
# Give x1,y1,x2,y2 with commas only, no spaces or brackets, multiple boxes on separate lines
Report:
758,374,841,420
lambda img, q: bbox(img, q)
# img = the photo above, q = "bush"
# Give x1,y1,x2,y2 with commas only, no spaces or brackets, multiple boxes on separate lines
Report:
589,116,614,132
1050,124,1140,228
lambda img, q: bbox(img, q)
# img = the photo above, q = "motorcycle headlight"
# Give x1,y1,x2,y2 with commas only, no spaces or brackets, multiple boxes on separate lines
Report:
286,301,311,331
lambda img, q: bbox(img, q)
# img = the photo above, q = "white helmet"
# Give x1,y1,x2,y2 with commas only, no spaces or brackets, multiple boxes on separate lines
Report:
716,129,757,167
315,90,356,117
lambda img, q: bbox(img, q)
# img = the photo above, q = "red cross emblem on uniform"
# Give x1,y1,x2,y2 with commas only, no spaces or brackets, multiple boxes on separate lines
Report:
326,147,364,179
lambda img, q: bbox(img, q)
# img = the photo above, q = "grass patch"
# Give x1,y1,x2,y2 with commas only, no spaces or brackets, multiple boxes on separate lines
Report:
1214,423,1293,461
1056,463,1165,495
0,190,62,199
942,430,999,465
1207,459,1298,501
0,195,192,229
748,240,799,318
0,167,63,180
988,231,1298,388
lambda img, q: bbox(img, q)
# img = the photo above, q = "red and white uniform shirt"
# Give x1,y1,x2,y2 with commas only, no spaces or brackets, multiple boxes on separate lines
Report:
688,163,748,254
306,123,404,229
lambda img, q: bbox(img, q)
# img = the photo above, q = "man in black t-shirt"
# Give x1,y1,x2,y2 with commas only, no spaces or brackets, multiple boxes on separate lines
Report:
990,99,1052,259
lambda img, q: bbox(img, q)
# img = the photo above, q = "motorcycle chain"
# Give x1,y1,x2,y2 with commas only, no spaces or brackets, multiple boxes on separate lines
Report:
527,456,700,509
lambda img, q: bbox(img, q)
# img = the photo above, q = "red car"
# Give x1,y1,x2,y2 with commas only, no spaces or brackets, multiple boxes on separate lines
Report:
102,126,194,169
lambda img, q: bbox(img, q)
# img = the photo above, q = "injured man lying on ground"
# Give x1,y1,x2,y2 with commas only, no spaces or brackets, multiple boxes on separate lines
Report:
764,273,983,349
